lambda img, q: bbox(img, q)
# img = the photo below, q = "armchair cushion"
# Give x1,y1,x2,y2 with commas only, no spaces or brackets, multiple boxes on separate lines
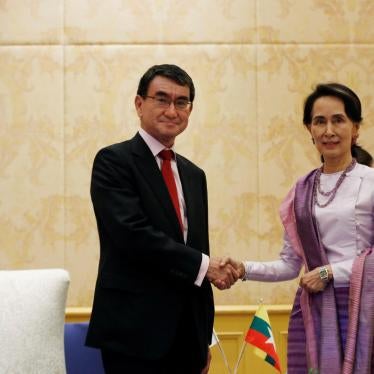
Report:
0,269,70,373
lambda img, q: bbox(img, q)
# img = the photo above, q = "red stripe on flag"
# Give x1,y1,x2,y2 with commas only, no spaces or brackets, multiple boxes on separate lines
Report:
246,329,277,356
245,329,280,370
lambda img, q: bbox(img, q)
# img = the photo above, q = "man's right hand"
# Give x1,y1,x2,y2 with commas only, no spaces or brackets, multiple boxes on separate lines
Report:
206,257,240,290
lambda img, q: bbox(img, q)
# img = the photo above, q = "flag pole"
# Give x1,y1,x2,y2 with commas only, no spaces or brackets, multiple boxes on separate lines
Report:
211,329,232,374
233,340,247,374
216,337,232,374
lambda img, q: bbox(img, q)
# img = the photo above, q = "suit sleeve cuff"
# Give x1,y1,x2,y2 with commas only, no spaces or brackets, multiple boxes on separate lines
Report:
194,254,209,286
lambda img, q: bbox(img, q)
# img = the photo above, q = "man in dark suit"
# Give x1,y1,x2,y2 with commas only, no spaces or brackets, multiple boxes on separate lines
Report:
86,64,239,373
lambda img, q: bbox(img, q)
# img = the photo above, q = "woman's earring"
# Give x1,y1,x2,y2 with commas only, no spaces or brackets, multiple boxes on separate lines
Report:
311,138,315,144
352,134,359,145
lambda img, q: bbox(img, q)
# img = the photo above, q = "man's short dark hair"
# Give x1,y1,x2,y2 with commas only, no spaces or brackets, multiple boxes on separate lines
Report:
137,64,195,102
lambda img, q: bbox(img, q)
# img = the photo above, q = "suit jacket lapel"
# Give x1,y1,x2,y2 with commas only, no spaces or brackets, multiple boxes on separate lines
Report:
131,133,183,240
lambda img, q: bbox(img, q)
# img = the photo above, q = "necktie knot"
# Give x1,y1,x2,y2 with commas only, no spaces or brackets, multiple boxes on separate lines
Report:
159,149,173,161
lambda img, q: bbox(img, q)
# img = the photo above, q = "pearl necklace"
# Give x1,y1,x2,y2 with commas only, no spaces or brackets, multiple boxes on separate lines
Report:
313,159,357,208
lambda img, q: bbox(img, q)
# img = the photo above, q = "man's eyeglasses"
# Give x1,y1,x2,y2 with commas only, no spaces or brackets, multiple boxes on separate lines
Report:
144,95,192,111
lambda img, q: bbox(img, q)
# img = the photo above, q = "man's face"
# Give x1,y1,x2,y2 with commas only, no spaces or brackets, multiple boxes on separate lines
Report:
135,76,192,147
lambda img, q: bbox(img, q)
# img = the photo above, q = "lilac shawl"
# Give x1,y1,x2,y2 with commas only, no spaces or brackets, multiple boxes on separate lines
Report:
279,169,374,373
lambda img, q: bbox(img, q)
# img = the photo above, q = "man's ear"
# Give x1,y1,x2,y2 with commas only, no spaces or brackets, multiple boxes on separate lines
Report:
134,95,143,117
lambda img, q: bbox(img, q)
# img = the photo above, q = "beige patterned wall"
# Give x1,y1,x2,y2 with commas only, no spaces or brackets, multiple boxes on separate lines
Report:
1,0,373,307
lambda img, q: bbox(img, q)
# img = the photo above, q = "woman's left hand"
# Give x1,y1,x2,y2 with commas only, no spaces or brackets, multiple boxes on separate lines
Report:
299,266,332,293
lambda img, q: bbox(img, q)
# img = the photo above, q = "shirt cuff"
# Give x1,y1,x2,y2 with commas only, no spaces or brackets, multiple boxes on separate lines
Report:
194,253,209,286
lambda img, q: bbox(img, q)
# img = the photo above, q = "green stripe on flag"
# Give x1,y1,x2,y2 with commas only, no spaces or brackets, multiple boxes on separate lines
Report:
265,355,276,367
250,316,271,337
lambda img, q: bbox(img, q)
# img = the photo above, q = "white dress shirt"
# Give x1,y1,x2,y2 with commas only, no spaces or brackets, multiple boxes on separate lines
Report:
139,128,209,286
244,163,374,287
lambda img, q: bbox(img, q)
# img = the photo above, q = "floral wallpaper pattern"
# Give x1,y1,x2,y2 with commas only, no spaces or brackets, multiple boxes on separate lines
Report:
0,0,373,306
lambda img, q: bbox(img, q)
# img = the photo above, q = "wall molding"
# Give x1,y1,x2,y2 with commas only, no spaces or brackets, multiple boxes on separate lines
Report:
65,304,292,321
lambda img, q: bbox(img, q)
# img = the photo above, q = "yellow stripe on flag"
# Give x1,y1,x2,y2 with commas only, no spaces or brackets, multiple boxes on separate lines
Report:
254,347,266,360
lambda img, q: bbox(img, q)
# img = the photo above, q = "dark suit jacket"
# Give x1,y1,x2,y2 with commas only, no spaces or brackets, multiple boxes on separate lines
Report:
86,132,214,362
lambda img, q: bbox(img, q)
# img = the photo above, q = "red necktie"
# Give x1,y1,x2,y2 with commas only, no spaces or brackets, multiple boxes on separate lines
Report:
159,150,183,232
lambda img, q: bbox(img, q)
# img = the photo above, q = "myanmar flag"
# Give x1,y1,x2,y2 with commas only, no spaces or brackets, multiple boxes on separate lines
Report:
245,305,281,372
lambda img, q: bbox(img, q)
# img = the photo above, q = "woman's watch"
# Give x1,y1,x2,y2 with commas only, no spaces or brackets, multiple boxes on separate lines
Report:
319,266,329,283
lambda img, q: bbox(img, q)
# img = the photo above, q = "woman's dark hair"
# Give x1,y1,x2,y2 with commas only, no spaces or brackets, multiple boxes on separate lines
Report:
303,83,362,125
137,64,195,102
352,144,373,167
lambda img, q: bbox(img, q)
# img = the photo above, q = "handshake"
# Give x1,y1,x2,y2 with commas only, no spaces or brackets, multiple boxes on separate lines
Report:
206,257,245,290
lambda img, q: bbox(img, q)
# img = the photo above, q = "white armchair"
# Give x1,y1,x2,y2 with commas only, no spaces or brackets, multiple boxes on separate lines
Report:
0,269,70,374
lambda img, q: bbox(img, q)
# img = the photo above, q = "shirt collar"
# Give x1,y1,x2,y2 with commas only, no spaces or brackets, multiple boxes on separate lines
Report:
138,128,176,159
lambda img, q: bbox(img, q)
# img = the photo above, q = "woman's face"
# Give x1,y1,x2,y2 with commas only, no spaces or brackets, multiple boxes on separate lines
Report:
308,96,359,164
